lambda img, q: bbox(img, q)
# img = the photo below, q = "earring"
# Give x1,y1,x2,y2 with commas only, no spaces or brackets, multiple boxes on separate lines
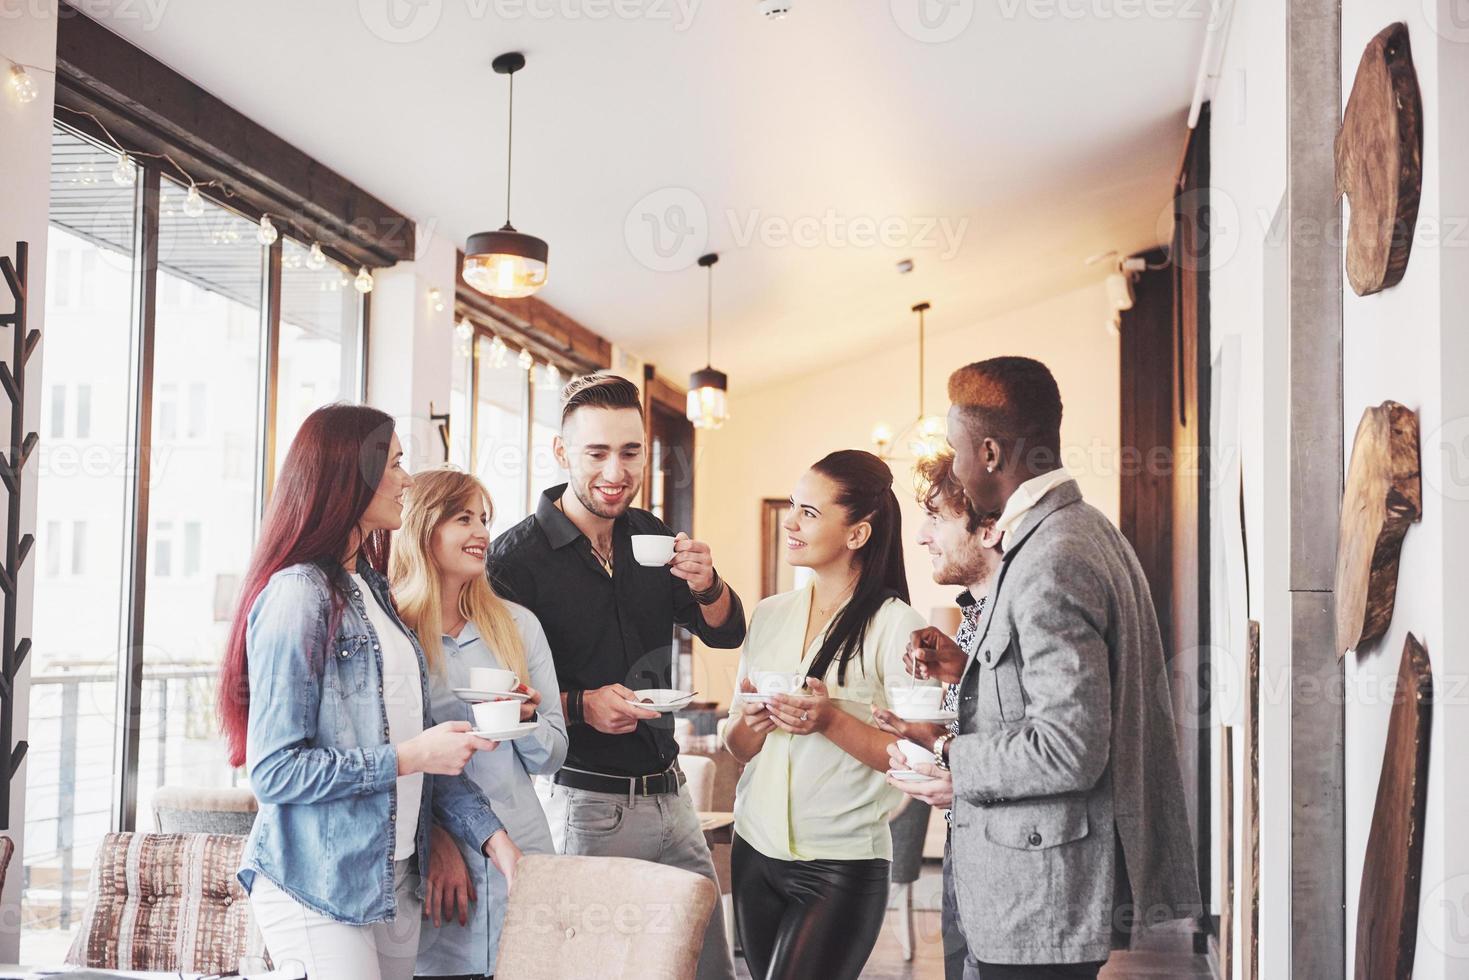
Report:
987,464,995,473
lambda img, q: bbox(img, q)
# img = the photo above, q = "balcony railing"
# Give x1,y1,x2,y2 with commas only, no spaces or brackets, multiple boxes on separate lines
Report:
21,662,237,945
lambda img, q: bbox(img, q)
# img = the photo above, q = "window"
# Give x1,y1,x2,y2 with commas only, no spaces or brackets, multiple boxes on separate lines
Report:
26,125,136,958
275,237,363,475
529,365,564,503
473,335,530,539
23,123,370,960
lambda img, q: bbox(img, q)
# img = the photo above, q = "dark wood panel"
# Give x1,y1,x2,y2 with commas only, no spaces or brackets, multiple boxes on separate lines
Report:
56,8,414,269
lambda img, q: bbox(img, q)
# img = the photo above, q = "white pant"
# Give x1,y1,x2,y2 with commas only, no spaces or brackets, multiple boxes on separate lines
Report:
249,859,422,980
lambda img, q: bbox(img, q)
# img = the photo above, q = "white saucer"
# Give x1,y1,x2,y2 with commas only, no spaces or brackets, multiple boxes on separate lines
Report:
887,769,931,782
454,688,530,703
733,692,776,703
625,689,696,712
892,709,958,722
468,721,539,740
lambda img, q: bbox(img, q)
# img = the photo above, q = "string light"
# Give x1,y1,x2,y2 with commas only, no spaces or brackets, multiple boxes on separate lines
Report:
488,335,509,369
306,242,327,270
429,287,444,312
455,318,474,342
7,64,36,104
182,183,205,218
540,362,562,390
256,214,278,246
517,348,534,372
354,266,374,294
111,153,136,187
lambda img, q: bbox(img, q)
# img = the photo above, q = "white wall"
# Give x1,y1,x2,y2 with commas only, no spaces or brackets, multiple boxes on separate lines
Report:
0,6,58,961
1339,5,1469,978
1207,0,1289,976
692,281,1120,706
1211,2,1469,976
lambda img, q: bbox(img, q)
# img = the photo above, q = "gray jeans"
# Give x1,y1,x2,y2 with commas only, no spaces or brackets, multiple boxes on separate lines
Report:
546,781,735,980
943,837,978,980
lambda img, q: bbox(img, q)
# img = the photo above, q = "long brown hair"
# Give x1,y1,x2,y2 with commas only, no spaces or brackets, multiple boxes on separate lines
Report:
217,404,397,769
805,450,909,686
389,467,528,682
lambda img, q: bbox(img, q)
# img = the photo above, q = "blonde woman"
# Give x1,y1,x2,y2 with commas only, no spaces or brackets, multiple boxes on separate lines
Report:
391,467,569,980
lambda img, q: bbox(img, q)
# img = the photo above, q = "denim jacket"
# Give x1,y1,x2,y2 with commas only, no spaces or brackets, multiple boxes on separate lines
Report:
238,560,504,925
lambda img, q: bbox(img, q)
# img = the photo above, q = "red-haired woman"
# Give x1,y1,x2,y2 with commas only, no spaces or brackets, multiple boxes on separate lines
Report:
218,404,519,980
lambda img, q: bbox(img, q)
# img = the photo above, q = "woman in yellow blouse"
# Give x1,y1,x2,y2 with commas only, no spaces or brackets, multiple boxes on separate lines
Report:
723,449,936,980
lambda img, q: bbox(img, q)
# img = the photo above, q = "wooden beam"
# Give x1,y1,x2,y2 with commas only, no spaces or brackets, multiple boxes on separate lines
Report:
55,9,415,269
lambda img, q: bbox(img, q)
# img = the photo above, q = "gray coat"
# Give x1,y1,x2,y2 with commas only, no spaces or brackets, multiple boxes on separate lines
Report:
948,479,1201,965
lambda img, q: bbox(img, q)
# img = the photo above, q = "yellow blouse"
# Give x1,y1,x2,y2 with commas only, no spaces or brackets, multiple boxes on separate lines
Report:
728,582,934,862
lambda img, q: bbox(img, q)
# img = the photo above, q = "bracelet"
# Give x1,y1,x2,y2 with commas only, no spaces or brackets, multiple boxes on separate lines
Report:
933,732,957,771
568,690,585,726
691,571,726,605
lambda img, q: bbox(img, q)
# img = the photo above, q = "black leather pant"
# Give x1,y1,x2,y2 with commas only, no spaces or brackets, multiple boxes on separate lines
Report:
731,835,890,980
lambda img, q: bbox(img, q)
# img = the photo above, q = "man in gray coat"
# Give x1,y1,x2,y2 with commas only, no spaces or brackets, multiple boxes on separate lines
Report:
888,356,1200,978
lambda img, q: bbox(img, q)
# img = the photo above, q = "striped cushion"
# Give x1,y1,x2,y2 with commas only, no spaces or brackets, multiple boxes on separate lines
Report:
65,832,267,973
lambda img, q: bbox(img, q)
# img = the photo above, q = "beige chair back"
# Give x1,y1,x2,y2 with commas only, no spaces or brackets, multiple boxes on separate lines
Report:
680,753,716,811
152,785,258,835
65,832,267,974
496,855,717,980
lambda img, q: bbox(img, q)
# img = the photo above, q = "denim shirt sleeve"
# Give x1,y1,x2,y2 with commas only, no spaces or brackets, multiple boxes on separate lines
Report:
511,610,568,775
430,772,504,849
245,571,398,804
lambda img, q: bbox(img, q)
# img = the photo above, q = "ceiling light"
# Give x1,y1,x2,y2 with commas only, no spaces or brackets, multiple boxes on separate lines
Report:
873,302,943,461
463,52,549,299
687,253,729,430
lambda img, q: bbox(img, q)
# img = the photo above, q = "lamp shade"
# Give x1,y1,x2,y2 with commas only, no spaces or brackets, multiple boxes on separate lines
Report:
463,226,549,299
687,367,729,430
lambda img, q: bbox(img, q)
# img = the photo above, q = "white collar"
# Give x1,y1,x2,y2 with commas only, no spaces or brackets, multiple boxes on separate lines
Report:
993,468,1073,552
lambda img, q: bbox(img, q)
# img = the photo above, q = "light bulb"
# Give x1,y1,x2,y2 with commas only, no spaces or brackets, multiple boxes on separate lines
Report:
256,214,278,246
518,349,534,372
489,336,509,369
455,318,474,342
8,64,36,104
687,385,729,430
354,266,374,294
182,184,205,218
306,242,327,270
462,251,548,300
919,415,945,438
540,363,562,390
871,423,894,448
111,153,136,187
429,287,444,312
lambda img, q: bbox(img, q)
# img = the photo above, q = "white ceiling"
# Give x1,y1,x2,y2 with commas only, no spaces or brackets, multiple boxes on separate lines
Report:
86,0,1205,390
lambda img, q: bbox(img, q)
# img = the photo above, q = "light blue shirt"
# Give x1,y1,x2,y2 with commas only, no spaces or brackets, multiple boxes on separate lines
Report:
415,603,568,976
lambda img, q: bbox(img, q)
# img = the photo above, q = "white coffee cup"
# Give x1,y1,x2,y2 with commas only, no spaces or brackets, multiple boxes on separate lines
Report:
472,698,520,733
752,670,806,695
468,666,516,692
631,534,676,567
897,738,937,768
889,685,943,714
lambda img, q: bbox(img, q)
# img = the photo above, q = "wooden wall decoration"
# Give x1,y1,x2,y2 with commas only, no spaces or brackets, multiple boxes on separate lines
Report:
1354,632,1432,980
1336,22,1423,296
1240,621,1260,980
1335,401,1421,658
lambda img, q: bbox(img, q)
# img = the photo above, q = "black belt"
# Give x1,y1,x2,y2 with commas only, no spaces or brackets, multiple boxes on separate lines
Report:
554,764,685,797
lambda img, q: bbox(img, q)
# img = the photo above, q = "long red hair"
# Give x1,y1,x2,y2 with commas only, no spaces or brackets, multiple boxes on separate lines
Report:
218,403,397,768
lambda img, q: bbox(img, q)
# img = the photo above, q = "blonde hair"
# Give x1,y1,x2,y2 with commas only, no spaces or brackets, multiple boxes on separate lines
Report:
390,467,528,681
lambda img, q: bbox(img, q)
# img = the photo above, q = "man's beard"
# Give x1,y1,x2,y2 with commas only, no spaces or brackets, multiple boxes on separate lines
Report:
934,550,985,588
572,479,636,519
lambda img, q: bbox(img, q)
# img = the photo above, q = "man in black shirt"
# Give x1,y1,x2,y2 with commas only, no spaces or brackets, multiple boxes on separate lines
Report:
488,374,744,980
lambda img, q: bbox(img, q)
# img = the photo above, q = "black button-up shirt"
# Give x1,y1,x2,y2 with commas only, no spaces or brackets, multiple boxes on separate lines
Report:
487,484,747,777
